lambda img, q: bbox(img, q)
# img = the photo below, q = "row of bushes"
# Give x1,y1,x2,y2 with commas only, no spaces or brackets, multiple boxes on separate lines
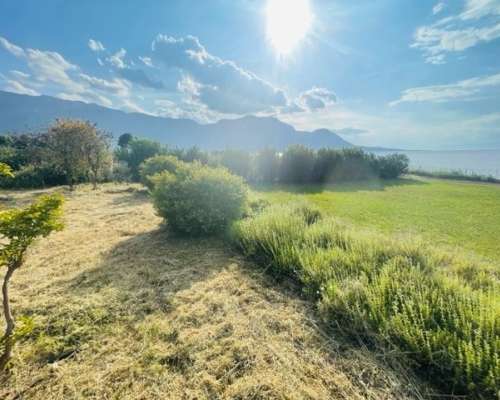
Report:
138,147,409,188
212,146,409,183
230,202,499,397
410,169,500,184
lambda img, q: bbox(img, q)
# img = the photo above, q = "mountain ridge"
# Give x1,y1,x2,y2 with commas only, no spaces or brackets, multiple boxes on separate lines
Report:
0,90,354,150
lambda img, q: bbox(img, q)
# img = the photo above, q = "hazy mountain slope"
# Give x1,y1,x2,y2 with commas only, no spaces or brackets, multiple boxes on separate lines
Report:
0,91,352,150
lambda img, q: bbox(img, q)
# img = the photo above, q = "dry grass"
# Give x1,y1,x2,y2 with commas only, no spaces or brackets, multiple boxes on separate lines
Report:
1,184,423,399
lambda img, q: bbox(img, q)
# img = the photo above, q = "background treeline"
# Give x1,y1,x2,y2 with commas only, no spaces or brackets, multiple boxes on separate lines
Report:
0,120,111,189
0,121,409,189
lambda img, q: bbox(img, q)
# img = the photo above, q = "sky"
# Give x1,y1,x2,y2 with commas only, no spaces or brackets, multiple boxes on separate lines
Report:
0,0,499,150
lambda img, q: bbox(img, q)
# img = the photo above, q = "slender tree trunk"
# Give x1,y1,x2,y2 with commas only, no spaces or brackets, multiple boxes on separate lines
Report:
0,266,16,371
92,168,98,190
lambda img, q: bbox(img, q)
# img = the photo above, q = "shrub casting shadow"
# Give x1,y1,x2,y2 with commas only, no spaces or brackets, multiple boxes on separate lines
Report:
63,228,235,320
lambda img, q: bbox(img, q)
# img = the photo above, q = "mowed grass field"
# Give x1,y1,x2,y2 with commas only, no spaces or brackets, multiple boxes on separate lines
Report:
0,184,423,400
256,176,500,261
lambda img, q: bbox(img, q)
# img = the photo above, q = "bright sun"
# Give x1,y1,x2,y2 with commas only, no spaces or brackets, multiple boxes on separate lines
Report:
266,0,313,55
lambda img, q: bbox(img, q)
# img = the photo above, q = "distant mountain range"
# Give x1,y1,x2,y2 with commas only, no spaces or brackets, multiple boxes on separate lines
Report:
0,90,354,150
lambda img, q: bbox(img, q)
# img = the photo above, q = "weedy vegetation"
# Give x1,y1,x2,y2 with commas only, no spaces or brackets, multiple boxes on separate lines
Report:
231,202,499,398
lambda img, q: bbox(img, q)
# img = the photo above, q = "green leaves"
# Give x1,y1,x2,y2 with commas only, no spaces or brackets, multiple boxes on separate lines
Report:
0,194,64,267
0,162,14,179
152,162,248,236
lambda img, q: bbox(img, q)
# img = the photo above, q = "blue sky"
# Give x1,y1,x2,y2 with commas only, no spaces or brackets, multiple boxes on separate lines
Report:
1,0,499,149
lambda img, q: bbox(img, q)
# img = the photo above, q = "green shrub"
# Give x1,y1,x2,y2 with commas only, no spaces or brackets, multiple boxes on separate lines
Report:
152,163,248,236
231,203,500,397
280,145,315,183
0,164,67,189
376,153,409,179
218,149,253,180
139,155,185,190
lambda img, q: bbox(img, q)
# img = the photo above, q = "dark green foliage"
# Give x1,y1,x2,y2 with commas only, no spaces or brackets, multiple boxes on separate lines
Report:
115,137,164,180
2,164,67,189
311,148,342,182
139,155,185,190
231,204,500,398
254,148,280,183
218,149,253,180
152,163,248,236
174,146,209,164
280,145,315,183
411,169,500,184
330,148,377,181
117,133,133,149
377,153,409,179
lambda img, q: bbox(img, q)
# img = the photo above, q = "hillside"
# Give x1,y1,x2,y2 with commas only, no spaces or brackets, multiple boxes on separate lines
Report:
0,91,352,150
0,184,420,399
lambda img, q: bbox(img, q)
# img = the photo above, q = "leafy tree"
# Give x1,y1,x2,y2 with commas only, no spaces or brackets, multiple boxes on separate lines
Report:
117,133,133,149
254,148,280,183
219,149,253,180
46,120,98,190
0,194,64,370
83,129,112,189
280,145,315,183
115,137,163,180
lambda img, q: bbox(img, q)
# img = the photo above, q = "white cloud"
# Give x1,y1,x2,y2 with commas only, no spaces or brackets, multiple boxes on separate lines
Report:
139,56,153,67
88,39,105,52
390,72,500,105
3,79,39,96
107,48,127,69
79,73,130,97
433,2,446,15
151,35,287,114
0,36,25,57
9,70,30,80
413,0,500,63
298,87,337,111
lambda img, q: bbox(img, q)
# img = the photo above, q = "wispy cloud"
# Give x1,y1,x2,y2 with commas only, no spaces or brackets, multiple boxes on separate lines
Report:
433,2,446,15
106,48,127,69
412,0,500,64
88,39,105,52
390,72,500,105
0,36,149,110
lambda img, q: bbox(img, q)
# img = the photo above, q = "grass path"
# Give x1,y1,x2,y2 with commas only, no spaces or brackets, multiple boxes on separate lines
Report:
257,176,500,261
0,184,421,399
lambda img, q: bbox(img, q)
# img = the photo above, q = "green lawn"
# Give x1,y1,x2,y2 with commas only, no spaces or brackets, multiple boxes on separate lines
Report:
256,176,500,261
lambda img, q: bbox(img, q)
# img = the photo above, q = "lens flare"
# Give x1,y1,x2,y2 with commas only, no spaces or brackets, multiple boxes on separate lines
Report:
266,0,313,55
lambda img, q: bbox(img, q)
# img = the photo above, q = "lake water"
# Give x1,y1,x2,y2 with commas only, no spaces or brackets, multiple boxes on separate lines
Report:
372,149,500,178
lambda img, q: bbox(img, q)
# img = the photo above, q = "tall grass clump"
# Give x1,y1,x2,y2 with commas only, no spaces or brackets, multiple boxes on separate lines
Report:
231,203,499,397
152,163,248,236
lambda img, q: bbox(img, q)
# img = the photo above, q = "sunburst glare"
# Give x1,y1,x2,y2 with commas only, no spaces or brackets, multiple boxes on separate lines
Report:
266,0,313,56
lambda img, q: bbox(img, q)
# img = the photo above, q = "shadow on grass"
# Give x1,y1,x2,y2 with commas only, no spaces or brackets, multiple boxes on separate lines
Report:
254,177,427,194
63,228,236,320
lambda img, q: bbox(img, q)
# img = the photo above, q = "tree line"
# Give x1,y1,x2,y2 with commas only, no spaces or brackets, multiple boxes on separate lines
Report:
0,119,409,189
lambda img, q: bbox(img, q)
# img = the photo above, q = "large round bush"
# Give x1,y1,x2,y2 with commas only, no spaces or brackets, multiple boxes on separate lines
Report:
139,155,184,189
152,163,248,236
